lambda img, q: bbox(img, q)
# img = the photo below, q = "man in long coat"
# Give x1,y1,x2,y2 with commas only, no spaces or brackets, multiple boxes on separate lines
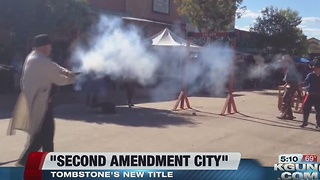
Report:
7,34,75,166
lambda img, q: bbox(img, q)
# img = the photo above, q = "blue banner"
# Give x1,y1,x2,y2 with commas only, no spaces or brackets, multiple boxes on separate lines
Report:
0,160,282,180
0,167,24,180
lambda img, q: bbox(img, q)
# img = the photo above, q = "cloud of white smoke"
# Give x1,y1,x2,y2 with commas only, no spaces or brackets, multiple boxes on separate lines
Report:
69,15,235,102
70,15,160,88
188,42,234,96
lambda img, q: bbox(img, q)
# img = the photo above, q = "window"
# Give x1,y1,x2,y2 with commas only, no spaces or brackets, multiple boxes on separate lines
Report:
152,0,170,14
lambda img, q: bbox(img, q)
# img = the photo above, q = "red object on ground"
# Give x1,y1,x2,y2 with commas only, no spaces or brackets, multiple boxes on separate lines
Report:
220,37,238,115
172,38,192,111
172,32,239,115
172,90,191,111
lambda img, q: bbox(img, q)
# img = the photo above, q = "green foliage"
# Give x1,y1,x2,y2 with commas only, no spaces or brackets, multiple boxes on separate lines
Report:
0,0,89,42
174,0,245,32
250,6,309,56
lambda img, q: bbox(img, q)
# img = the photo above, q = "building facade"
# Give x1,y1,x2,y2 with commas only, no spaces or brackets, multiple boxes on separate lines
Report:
88,0,186,38
234,29,265,56
308,38,320,60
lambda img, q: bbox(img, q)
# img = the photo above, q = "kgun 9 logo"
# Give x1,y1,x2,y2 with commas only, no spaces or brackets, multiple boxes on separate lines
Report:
274,163,319,180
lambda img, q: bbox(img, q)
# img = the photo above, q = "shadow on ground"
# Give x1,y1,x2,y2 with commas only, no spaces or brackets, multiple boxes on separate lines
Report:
255,91,279,96
239,88,280,96
192,109,319,132
54,105,198,128
0,160,18,166
189,92,245,98
53,87,246,106
0,91,243,121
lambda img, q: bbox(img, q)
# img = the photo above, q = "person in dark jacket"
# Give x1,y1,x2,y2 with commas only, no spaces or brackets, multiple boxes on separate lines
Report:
125,81,135,108
300,61,320,128
277,55,303,120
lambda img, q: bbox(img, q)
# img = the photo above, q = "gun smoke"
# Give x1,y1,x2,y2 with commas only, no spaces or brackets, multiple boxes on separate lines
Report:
70,15,160,88
247,54,288,80
70,15,235,102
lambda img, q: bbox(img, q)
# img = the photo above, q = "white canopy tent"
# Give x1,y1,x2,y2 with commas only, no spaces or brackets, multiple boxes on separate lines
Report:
146,28,201,52
145,28,202,80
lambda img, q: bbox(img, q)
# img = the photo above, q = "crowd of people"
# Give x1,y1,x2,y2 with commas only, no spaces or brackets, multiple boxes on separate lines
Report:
83,73,135,108
4,33,320,167
277,55,320,129
234,54,312,90
0,44,21,93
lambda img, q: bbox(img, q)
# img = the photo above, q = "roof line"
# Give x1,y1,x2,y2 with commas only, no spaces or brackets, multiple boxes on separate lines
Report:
121,17,177,27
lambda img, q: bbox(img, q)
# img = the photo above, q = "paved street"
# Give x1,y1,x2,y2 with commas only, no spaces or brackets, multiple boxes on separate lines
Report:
1,89,319,167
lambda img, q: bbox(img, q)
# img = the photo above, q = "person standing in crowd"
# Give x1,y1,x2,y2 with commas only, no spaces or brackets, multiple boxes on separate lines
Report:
122,68,136,108
11,52,24,91
277,55,303,120
84,71,98,107
301,58,320,128
125,81,135,108
7,34,75,166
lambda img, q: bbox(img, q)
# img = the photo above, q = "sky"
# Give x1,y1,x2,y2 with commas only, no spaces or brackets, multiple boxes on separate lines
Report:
235,0,320,40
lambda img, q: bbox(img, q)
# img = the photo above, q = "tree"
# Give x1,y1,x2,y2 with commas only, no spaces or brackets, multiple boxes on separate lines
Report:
174,0,245,32
0,0,90,48
250,6,309,56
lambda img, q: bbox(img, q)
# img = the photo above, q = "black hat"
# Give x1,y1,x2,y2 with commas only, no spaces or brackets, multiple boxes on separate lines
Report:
33,34,51,48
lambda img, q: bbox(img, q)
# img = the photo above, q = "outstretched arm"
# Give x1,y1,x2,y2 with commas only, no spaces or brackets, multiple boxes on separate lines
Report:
44,60,75,86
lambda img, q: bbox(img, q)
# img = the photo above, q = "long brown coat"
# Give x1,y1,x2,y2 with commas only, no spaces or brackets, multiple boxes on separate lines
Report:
7,50,74,136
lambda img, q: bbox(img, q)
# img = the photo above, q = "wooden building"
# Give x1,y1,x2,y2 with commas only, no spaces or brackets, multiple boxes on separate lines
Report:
308,37,320,60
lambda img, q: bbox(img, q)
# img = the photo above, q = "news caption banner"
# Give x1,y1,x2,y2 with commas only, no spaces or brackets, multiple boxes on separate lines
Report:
274,154,320,180
6,152,318,180
22,152,249,180
0,152,295,180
